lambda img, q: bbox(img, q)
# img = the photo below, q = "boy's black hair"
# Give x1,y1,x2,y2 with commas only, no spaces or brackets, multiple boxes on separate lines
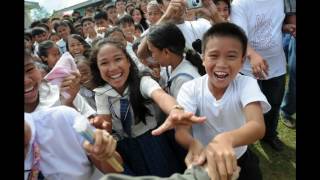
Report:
36,23,50,32
115,0,126,5
30,20,41,28
148,22,206,75
40,18,50,24
94,11,109,21
156,0,164,5
116,14,134,26
37,40,57,64
81,16,95,26
202,22,248,57
89,39,152,125
72,11,81,16
31,27,47,37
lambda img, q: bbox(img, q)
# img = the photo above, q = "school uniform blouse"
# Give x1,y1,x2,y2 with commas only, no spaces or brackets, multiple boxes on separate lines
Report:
36,81,96,118
94,76,161,139
167,59,201,98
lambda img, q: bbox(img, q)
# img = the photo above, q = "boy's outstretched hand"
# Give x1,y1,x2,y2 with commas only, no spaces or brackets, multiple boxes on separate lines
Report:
152,110,206,136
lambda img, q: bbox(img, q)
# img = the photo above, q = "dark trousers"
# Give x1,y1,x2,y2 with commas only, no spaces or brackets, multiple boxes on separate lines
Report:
258,75,286,140
238,149,262,180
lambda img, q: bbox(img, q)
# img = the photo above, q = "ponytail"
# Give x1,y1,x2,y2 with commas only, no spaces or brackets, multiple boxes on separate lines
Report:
185,48,206,76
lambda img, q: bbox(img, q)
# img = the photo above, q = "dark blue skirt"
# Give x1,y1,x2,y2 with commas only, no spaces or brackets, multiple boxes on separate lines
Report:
117,130,186,177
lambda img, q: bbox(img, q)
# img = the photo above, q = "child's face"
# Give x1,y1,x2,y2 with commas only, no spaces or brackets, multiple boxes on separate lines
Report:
24,58,42,106
116,1,126,13
147,40,168,66
44,46,61,69
77,62,92,84
68,37,85,57
147,6,162,25
216,1,230,21
57,26,71,40
35,32,48,43
109,31,127,46
49,34,61,43
97,44,131,94
83,20,95,34
140,2,148,14
132,9,142,23
134,28,142,38
107,8,118,21
203,36,244,94
120,23,135,39
95,19,109,28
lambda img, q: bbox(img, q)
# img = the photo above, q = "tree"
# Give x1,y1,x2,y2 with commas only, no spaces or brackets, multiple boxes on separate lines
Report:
31,6,51,21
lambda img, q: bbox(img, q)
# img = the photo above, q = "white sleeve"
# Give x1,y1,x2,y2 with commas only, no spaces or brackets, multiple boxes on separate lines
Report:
171,75,194,98
140,76,162,99
240,77,271,113
73,93,96,117
196,18,212,37
177,81,198,114
230,0,249,36
95,93,111,115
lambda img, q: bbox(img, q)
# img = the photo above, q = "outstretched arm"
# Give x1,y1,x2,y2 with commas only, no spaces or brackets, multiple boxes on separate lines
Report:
150,88,206,135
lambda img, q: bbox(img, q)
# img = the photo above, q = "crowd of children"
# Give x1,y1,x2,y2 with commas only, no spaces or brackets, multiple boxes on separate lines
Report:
24,0,295,179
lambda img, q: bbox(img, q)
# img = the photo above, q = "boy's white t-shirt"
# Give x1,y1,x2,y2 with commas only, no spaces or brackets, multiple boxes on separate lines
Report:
230,0,286,79
176,18,212,50
24,106,103,180
177,74,271,158
36,81,96,118
94,76,161,138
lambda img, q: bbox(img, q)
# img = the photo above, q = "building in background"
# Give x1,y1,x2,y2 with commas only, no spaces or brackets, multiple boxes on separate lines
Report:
53,0,112,17
25,1,40,28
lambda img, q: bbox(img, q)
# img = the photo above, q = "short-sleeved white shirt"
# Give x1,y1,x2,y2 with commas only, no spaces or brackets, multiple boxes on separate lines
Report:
24,106,103,180
167,59,201,98
36,81,96,118
230,0,286,79
94,76,161,138
177,74,271,158
176,18,212,50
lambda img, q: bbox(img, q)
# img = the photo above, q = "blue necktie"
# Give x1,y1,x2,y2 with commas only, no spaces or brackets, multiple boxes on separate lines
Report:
120,98,132,137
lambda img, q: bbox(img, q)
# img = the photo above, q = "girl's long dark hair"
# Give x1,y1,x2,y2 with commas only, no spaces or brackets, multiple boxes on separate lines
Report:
129,7,149,31
90,39,151,124
147,22,205,75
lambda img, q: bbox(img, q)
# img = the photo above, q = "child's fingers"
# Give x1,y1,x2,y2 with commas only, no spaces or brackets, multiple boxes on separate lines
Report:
93,130,103,153
151,120,173,136
225,152,236,176
83,140,94,154
215,154,228,180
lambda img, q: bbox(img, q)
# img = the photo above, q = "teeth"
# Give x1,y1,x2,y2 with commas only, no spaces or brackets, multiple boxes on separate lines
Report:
25,87,34,93
215,72,227,76
111,73,122,79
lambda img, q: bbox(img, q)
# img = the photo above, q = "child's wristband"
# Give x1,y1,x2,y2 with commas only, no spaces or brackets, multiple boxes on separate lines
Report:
170,105,184,113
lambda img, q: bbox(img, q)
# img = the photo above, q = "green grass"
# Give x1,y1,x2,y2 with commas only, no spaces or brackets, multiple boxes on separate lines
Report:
250,115,296,180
